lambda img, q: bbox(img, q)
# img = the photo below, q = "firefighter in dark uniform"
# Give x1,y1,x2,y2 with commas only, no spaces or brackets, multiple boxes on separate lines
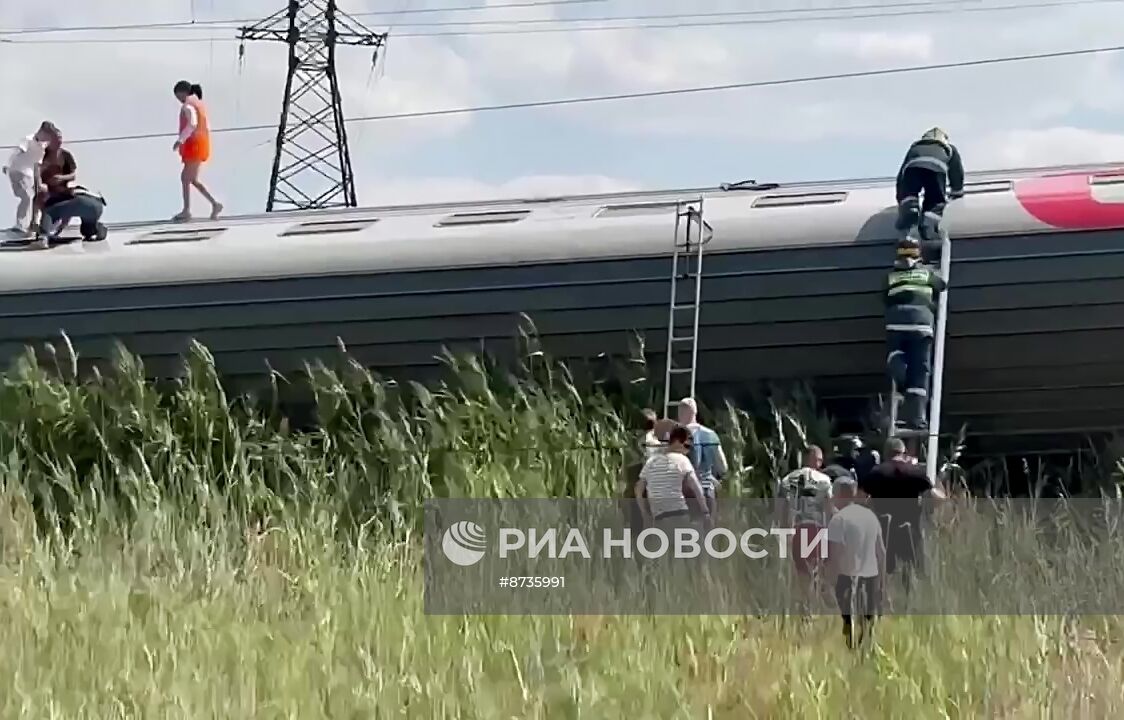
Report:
885,237,946,432
895,127,965,244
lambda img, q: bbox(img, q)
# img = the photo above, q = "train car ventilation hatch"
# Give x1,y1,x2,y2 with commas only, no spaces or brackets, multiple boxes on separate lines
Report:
435,210,531,227
962,180,1012,195
595,201,679,218
128,227,227,245
752,191,847,208
280,218,379,237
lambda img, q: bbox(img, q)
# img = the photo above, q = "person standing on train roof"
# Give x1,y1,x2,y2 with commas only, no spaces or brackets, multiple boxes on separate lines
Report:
894,127,964,243
885,237,946,433
2,122,55,237
172,80,223,222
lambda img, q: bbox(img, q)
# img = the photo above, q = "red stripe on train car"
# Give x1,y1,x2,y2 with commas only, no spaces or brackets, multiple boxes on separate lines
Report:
1014,170,1124,230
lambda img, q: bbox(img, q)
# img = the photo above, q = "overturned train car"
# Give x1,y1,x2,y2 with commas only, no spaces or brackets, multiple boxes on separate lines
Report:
3,163,1124,457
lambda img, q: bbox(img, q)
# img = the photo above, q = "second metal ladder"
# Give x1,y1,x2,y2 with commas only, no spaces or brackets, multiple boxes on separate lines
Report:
662,198,712,418
887,226,953,485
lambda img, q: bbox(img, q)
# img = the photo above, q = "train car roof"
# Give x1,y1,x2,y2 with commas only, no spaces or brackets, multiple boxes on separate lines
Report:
3,158,1124,294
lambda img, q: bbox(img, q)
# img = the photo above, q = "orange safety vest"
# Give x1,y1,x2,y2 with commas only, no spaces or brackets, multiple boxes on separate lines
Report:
178,96,211,164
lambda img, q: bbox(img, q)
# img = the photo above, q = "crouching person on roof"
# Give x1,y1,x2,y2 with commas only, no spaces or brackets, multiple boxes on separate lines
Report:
884,237,946,432
38,186,107,248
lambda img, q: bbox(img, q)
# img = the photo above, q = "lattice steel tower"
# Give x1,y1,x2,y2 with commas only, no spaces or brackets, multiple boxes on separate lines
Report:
239,0,386,211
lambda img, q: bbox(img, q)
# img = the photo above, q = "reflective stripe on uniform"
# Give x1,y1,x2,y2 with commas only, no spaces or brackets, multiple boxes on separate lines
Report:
886,324,933,335
888,284,933,298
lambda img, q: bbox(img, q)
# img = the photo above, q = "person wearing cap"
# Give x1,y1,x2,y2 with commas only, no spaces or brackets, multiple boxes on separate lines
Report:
2,121,55,237
676,397,728,516
828,435,878,484
825,473,885,649
894,127,964,243
884,237,947,432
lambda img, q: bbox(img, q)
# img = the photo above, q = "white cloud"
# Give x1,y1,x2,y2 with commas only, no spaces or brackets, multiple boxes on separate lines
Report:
814,31,934,63
965,127,1124,168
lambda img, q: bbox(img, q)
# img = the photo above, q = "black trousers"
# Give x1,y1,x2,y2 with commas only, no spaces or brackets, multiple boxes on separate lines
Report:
835,575,882,648
896,167,949,240
896,166,948,212
887,330,932,427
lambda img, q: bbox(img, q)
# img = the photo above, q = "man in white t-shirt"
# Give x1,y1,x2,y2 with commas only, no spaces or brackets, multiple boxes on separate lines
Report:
3,122,55,236
636,424,709,530
775,445,834,592
826,475,885,649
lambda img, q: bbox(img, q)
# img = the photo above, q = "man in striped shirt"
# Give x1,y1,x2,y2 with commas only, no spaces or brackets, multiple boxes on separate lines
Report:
636,424,710,530
677,397,728,516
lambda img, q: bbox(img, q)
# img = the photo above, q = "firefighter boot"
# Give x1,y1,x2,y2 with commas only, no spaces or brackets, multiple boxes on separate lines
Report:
919,209,945,262
901,391,928,432
896,197,921,234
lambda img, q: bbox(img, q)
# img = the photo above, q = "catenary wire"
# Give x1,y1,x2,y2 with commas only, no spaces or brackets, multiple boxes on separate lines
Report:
0,0,609,35
11,42,1119,149
1,0,1119,39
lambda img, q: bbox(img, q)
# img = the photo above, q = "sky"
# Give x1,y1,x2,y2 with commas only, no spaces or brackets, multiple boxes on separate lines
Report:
4,0,1124,222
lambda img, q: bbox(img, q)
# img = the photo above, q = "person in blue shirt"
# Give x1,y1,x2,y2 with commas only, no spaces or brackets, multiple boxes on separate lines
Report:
676,397,728,516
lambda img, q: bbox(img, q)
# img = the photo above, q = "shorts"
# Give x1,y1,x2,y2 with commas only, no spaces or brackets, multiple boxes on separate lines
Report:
179,138,210,164
791,521,824,575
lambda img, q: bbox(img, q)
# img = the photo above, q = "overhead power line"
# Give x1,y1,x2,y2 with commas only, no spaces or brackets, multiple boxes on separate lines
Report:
4,0,1119,39
35,43,1124,149
4,0,1119,43
0,0,607,36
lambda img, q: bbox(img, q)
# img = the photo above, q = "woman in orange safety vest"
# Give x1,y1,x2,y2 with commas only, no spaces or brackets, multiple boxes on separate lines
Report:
172,80,223,222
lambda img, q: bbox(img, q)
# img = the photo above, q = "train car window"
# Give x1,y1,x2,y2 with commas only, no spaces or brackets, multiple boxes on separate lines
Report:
962,180,1012,194
435,210,531,227
752,191,847,208
280,218,379,236
1089,173,1124,186
595,202,679,218
128,227,226,245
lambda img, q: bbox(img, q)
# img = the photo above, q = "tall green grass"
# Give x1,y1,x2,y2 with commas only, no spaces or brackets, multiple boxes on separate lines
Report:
0,338,1122,716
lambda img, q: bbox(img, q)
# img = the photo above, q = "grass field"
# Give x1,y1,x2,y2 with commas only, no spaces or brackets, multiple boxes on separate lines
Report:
1,341,1123,717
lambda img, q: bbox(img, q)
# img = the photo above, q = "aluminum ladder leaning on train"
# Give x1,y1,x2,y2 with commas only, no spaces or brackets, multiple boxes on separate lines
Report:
661,197,711,419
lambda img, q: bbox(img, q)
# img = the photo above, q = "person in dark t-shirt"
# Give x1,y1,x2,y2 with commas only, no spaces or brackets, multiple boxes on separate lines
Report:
858,438,945,592
38,129,77,204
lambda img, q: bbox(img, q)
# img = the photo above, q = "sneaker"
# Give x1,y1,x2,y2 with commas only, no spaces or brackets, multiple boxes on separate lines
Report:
83,223,108,242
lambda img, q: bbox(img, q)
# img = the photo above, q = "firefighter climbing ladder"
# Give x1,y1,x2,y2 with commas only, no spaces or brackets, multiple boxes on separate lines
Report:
887,227,953,484
662,198,712,418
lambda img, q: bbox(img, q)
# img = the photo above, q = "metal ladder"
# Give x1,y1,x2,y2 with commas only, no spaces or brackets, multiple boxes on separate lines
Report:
662,198,712,418
887,225,952,485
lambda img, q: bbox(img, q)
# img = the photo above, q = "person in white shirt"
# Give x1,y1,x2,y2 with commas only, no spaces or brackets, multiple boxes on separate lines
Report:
826,476,885,649
775,445,834,593
635,424,709,530
3,122,56,236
